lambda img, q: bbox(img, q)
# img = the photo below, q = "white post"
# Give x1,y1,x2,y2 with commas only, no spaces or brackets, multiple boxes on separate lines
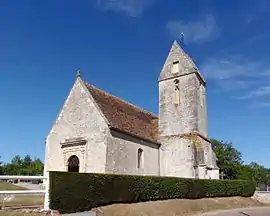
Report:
0,175,49,210
43,172,50,210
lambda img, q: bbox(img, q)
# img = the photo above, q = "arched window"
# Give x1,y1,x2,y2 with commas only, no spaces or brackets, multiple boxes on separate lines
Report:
137,148,143,169
67,155,80,172
174,79,180,105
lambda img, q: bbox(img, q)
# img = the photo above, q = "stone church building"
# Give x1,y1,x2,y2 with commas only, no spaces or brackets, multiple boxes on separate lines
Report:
44,41,219,179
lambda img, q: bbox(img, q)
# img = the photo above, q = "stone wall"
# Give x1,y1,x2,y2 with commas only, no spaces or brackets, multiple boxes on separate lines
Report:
105,130,160,176
195,135,219,179
159,73,199,136
44,40,218,180
159,136,195,178
158,40,208,138
44,78,108,174
252,191,270,204
158,41,212,179
197,81,208,137
196,136,218,169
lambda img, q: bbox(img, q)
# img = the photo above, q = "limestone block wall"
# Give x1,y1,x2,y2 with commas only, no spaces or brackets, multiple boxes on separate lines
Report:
105,130,160,176
208,169,220,179
196,136,218,169
44,78,109,174
197,81,208,137
159,73,199,136
159,40,197,81
197,165,207,179
252,192,270,204
159,136,195,178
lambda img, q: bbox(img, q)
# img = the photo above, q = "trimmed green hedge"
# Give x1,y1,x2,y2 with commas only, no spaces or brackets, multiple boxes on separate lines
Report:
49,171,256,213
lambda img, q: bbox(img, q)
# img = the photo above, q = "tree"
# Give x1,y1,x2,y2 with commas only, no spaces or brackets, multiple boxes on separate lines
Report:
3,155,44,176
31,158,44,175
0,156,4,175
22,155,32,167
211,139,243,179
249,162,269,185
237,162,270,186
11,155,22,166
237,164,254,181
4,163,20,175
211,138,270,185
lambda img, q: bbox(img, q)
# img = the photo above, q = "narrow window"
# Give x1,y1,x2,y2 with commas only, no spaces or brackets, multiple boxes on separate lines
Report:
174,79,180,105
200,84,204,107
137,148,143,169
171,61,179,74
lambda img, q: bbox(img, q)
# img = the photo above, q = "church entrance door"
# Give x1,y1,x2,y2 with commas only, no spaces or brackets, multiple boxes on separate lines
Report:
67,155,80,172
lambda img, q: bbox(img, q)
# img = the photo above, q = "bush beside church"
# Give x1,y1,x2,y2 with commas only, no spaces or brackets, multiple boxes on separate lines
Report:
49,171,256,213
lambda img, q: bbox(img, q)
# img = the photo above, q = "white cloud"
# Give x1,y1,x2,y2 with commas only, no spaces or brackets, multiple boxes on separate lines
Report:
96,0,151,17
200,57,270,80
236,86,270,99
252,101,270,108
199,55,270,105
210,80,256,94
166,15,219,44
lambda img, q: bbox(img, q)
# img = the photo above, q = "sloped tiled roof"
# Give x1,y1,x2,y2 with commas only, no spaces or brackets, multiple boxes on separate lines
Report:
84,82,159,143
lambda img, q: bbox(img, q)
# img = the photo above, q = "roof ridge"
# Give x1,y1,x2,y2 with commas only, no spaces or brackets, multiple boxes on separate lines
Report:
173,40,198,69
84,81,158,119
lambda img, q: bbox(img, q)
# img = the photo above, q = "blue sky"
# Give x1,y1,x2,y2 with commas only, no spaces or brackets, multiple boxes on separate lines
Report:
1,0,270,167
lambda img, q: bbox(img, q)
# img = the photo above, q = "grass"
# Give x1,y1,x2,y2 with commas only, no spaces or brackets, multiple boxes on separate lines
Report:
0,184,28,191
2,196,44,207
0,183,44,207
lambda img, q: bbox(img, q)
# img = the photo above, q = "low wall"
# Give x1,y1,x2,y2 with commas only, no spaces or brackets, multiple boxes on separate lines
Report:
253,191,270,204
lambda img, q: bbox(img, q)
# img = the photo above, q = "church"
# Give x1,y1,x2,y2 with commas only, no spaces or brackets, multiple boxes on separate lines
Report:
44,40,219,179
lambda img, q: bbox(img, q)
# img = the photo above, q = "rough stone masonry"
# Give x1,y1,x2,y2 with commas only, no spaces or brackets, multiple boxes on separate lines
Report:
43,40,219,180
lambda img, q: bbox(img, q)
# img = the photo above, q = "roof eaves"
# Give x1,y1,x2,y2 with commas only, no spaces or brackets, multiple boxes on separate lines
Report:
109,126,161,147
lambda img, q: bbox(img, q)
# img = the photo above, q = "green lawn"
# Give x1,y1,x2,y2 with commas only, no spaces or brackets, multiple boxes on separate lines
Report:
3,196,44,207
0,183,28,191
0,183,44,207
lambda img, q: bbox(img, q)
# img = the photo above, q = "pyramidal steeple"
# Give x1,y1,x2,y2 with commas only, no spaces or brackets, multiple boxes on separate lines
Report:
159,40,203,82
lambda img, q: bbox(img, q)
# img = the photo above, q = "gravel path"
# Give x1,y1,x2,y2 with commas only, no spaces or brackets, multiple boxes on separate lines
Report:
14,183,45,190
62,213,95,216
194,207,270,216
7,183,45,197
61,207,270,216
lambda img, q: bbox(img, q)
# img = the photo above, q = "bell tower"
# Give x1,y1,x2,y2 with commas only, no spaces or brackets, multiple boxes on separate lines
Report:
158,40,207,137
158,40,219,179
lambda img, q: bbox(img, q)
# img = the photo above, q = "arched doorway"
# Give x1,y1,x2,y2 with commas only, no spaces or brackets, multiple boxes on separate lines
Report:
67,155,80,172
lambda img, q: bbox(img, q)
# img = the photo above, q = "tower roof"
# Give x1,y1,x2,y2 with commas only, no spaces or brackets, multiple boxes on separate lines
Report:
159,40,205,83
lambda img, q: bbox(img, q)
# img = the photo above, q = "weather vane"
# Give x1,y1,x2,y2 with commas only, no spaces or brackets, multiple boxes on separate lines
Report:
180,32,185,45
76,69,81,78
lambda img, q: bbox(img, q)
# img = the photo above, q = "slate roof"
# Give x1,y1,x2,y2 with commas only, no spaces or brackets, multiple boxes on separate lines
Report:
84,82,159,144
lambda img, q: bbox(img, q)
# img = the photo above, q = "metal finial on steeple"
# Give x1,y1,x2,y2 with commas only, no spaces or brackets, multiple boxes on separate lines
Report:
76,69,81,78
179,32,185,46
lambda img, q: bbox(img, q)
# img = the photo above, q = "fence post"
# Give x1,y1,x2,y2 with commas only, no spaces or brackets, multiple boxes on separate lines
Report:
44,172,50,210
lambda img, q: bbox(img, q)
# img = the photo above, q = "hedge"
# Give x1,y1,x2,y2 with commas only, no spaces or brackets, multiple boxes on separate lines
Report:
49,171,256,213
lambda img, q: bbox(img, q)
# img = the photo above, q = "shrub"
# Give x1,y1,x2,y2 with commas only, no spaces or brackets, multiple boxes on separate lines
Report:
49,171,256,213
